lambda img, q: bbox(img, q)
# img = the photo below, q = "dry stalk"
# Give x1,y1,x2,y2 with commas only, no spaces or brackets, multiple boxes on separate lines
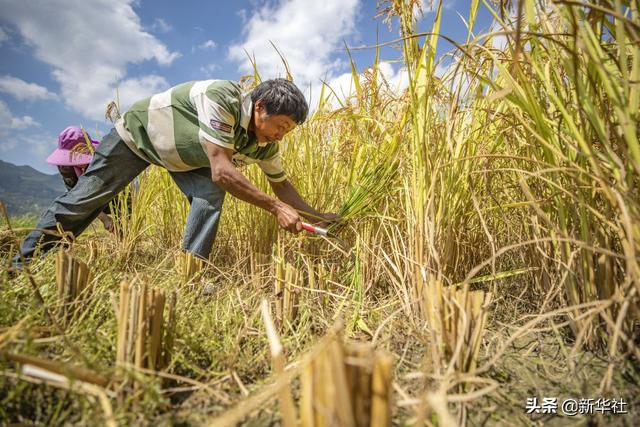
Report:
261,299,297,427
370,351,393,427
16,365,116,427
205,321,345,427
2,351,108,387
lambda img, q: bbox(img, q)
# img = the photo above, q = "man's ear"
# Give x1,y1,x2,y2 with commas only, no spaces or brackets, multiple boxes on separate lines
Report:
254,99,264,112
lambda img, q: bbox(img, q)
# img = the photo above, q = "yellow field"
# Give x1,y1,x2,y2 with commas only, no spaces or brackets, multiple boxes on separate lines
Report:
1,0,639,425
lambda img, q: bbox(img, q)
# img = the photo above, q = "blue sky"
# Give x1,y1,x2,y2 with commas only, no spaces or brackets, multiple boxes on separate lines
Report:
0,0,496,173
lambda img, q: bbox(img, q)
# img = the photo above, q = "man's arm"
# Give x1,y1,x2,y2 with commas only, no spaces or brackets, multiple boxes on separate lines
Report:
205,143,302,233
269,179,340,225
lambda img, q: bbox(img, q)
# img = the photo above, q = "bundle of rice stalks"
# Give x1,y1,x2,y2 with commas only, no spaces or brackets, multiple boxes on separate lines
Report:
179,251,205,285
271,236,336,327
273,257,300,326
421,279,492,376
115,280,177,373
300,339,394,427
55,250,93,326
304,257,329,306
208,315,392,427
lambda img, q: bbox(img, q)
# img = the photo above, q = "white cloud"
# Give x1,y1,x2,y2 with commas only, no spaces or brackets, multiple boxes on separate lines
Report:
10,115,38,129
0,27,8,44
151,17,172,33
30,138,52,158
324,61,409,109
486,0,544,52
433,57,475,100
199,40,217,50
0,129,57,171
236,9,248,24
200,63,220,76
326,71,356,106
443,0,456,10
413,0,426,17
0,75,58,101
491,34,508,50
0,139,17,153
379,62,410,93
488,19,510,52
0,100,40,138
115,75,169,110
0,0,179,120
13,130,55,159
228,0,359,88
435,59,452,78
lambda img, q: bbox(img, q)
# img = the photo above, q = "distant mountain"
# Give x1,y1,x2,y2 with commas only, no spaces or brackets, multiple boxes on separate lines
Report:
0,160,65,216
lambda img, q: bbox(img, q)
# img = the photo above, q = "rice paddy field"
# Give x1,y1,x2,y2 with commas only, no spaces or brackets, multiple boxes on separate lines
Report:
1,0,639,425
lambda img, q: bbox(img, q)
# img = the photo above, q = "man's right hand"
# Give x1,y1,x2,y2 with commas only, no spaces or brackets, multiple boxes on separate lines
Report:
274,202,302,233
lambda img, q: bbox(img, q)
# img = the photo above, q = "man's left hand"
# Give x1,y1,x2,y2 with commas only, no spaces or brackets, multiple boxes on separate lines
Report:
314,212,341,228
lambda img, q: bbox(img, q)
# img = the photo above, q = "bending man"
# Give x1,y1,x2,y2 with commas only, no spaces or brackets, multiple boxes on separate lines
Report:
12,78,338,268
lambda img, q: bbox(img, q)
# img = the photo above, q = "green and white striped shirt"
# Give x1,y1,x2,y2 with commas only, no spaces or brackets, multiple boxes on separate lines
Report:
115,80,287,182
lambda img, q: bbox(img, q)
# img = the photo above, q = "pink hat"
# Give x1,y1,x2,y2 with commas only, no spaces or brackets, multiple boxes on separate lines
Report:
46,126,100,166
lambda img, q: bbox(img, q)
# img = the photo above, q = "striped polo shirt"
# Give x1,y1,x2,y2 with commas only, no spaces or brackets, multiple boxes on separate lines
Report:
114,80,287,182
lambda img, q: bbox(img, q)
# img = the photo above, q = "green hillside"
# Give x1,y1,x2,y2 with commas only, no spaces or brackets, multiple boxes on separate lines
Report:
0,159,65,216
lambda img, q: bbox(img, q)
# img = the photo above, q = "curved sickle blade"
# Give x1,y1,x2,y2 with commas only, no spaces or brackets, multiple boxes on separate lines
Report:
300,222,350,252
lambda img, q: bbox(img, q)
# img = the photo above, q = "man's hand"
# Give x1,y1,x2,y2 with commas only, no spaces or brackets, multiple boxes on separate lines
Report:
314,212,341,228
269,180,341,228
98,213,114,233
274,201,302,233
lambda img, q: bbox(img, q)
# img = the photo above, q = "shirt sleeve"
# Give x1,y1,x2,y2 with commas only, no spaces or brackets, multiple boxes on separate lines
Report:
195,83,241,150
258,152,287,182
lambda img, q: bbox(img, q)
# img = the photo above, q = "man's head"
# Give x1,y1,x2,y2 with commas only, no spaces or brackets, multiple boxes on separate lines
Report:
250,78,308,144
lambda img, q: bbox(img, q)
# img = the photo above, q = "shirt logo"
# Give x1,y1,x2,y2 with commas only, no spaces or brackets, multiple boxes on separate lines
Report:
210,119,233,134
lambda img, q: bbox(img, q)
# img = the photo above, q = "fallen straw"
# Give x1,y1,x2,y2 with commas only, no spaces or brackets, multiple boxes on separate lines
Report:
261,299,297,427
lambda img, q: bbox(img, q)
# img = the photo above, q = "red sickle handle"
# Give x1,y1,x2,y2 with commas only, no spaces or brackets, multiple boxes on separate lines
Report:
301,222,329,237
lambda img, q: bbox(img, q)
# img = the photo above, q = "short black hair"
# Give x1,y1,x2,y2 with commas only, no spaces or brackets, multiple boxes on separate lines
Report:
251,78,308,124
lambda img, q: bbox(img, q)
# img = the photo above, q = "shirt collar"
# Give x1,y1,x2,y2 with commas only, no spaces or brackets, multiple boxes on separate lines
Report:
240,91,269,147
240,92,252,131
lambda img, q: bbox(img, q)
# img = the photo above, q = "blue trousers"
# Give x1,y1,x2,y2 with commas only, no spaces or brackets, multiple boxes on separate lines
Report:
12,128,226,267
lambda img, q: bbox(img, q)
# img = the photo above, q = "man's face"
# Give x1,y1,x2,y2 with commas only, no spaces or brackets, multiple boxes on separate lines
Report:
252,99,297,144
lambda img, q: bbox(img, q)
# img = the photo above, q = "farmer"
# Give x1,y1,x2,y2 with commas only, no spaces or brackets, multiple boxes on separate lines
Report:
47,126,118,233
11,78,338,269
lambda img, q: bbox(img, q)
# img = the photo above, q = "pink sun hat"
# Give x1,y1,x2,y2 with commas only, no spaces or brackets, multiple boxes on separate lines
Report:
46,126,100,166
